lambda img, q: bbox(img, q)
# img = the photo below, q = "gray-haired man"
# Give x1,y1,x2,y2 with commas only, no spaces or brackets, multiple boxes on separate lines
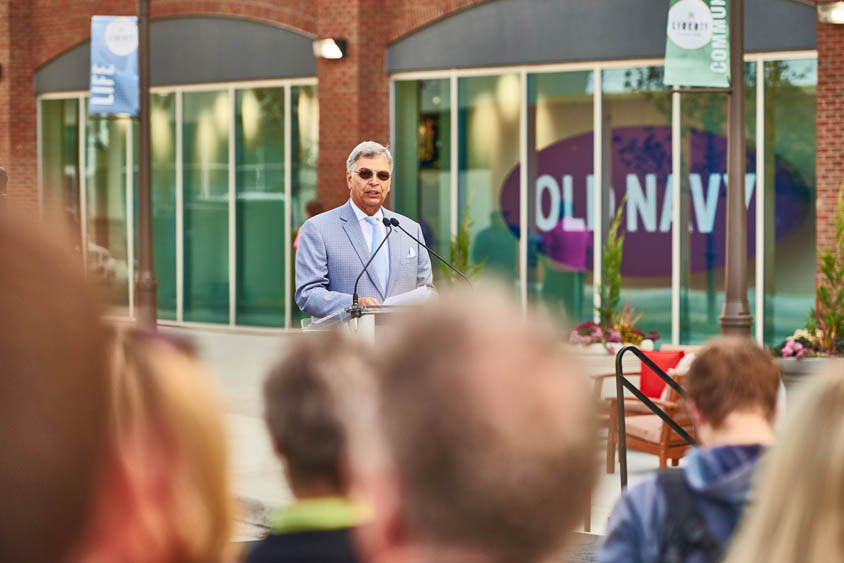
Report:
295,141,434,319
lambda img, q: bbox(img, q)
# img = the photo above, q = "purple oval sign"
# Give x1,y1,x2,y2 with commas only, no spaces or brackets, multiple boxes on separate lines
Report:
499,126,811,277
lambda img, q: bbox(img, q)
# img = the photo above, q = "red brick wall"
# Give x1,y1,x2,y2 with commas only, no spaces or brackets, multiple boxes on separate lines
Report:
387,0,488,43
0,1,37,215
816,20,843,264
315,0,392,209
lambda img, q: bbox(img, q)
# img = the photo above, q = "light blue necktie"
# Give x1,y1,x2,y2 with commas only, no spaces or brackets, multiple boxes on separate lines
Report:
365,216,389,294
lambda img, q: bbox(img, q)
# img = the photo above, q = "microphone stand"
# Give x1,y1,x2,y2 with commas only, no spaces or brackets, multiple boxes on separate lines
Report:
350,218,394,331
389,218,471,285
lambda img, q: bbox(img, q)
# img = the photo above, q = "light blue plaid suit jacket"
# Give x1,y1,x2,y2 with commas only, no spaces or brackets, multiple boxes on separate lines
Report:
295,200,434,319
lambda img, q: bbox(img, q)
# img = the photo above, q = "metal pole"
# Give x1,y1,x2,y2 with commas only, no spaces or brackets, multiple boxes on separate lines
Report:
135,0,157,328
0,167,7,211
720,0,752,337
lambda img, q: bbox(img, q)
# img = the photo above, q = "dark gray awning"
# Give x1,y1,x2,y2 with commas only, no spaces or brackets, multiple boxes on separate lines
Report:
388,0,817,73
36,16,316,93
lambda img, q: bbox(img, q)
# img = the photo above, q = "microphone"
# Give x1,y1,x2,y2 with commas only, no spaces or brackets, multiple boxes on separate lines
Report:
388,217,471,285
351,217,394,320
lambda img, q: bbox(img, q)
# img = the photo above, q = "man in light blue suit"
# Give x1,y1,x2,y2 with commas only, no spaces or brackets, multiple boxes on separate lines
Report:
295,141,434,320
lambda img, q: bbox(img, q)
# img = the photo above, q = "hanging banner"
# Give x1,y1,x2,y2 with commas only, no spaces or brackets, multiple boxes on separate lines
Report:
89,16,139,116
664,0,730,88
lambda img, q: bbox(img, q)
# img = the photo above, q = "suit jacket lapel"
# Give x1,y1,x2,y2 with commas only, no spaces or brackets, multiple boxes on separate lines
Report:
384,209,403,297
341,201,385,300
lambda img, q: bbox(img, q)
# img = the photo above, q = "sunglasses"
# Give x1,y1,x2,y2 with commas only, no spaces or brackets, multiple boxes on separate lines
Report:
356,168,391,182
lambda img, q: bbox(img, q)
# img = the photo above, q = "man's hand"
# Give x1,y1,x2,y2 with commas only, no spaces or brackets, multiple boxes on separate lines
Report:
358,296,381,308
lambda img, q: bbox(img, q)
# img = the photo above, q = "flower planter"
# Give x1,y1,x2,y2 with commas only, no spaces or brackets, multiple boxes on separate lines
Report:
779,357,840,399
571,340,654,378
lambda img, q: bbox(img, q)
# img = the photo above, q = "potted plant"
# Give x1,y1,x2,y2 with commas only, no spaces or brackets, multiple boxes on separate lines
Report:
568,197,660,373
775,187,844,389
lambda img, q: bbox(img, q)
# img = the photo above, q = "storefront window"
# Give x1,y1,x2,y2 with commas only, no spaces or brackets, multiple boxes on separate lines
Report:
602,66,672,340
291,85,319,327
145,93,178,320
235,87,286,327
394,79,451,272
459,74,521,287
182,90,230,323
678,63,757,343
527,70,594,322
763,59,817,345
85,106,130,311
40,98,81,256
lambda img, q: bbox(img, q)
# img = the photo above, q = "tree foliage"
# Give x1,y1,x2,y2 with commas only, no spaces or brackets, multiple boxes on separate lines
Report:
814,187,844,351
441,203,484,284
597,195,626,326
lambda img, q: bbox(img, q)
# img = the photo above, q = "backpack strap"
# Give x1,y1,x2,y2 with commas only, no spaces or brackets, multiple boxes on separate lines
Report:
657,469,723,563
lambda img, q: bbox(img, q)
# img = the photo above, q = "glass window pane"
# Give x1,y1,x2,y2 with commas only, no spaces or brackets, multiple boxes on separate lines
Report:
291,85,319,328
183,90,230,323
527,71,594,323
678,63,757,343
602,67,672,341
763,59,817,345
459,74,521,287
236,87,285,327
85,106,130,311
40,98,82,257
394,79,451,278
151,93,178,320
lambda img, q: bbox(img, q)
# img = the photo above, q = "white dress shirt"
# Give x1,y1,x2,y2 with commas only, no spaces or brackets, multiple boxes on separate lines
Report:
349,199,390,264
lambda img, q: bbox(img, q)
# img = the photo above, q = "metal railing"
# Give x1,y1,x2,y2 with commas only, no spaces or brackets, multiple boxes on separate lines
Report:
614,345,696,488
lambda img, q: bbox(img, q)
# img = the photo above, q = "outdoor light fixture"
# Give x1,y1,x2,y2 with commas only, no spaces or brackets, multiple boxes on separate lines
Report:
312,38,347,60
818,1,844,24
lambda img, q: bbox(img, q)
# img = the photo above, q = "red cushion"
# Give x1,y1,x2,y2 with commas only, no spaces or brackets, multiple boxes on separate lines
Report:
640,350,685,398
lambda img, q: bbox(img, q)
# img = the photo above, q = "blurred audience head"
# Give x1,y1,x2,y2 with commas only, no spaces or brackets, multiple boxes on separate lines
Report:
685,336,780,446
0,215,109,562
264,330,373,499
356,286,597,563
725,366,844,563
77,329,234,563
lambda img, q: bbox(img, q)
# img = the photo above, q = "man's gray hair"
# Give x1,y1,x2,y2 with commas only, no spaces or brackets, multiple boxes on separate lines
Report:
346,141,392,174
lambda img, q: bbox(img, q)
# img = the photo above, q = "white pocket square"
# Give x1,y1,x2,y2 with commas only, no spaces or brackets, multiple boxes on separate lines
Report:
406,248,416,259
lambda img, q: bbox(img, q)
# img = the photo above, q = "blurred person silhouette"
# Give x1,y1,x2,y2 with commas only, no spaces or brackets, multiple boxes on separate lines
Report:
248,331,371,563
471,211,517,277
294,199,325,249
350,286,598,563
0,214,110,563
598,337,780,563
724,368,844,563
74,328,236,563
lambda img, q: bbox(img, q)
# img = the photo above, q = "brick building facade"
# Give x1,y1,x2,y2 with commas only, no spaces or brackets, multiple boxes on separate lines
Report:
0,0,834,337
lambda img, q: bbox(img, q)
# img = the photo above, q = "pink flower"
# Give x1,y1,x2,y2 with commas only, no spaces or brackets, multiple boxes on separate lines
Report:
782,340,804,358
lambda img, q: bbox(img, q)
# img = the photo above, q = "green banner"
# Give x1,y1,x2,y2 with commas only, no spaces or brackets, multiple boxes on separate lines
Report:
664,0,730,88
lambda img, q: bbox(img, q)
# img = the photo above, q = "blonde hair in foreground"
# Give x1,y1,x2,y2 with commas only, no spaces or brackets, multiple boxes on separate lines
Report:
82,330,235,563
725,367,844,563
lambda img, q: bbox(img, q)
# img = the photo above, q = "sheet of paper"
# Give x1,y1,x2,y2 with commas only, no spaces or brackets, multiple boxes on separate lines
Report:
383,286,435,307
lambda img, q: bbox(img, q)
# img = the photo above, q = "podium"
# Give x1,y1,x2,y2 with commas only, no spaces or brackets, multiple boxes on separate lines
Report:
302,305,411,342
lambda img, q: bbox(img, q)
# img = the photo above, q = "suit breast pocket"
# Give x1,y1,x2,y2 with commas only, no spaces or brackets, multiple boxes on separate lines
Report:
400,244,418,264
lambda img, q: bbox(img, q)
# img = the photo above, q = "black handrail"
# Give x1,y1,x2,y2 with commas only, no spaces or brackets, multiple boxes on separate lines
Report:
615,345,697,489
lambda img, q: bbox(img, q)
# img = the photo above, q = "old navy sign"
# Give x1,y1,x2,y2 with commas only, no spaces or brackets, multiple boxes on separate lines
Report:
499,126,812,277
89,16,139,116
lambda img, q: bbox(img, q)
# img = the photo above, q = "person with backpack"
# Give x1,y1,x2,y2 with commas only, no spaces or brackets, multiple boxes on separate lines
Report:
597,337,780,563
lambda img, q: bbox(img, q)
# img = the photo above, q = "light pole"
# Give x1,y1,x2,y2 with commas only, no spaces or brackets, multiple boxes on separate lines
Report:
135,0,157,328
720,0,752,337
